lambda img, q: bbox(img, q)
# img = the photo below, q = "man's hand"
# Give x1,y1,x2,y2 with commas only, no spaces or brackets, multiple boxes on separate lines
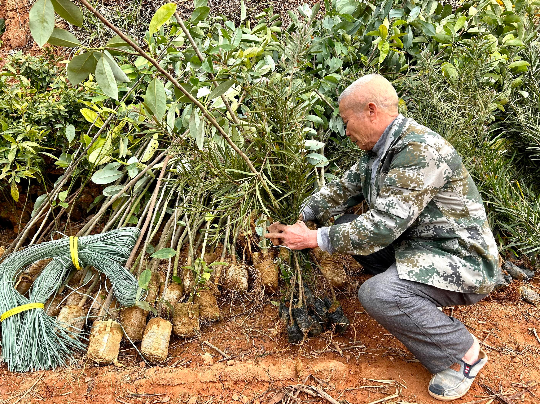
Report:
265,221,318,250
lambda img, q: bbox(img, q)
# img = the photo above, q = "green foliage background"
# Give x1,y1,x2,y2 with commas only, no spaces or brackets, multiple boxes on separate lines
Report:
2,0,540,264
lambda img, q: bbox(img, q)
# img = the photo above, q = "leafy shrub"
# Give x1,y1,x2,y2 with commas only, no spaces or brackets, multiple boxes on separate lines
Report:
0,53,93,200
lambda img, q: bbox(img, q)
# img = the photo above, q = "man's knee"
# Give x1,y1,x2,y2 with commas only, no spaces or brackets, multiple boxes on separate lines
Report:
358,275,397,319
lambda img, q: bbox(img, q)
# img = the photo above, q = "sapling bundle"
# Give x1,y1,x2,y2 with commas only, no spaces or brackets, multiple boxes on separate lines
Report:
0,228,140,372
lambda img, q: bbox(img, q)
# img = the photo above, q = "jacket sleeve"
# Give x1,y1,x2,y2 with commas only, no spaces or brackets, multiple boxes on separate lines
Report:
328,142,454,255
302,159,366,224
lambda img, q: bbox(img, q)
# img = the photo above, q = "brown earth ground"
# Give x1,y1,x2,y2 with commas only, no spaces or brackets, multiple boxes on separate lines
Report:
0,269,540,404
2,1,540,404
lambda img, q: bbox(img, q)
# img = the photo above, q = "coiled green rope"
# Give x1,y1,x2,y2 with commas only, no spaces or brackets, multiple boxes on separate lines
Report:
0,227,140,372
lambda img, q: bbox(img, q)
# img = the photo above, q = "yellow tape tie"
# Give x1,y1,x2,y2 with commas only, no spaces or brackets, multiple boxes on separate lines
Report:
70,236,82,270
0,303,45,322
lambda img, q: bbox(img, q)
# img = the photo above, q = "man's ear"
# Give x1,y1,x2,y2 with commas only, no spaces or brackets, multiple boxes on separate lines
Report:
367,102,377,118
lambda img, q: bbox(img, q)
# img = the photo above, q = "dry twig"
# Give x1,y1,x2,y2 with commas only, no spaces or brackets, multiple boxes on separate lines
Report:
202,340,231,359
12,374,44,404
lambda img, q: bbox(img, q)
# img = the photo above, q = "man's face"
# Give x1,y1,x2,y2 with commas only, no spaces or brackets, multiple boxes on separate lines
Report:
338,102,376,151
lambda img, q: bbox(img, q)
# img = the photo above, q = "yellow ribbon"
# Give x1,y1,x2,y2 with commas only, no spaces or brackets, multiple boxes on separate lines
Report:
0,303,45,322
69,236,82,270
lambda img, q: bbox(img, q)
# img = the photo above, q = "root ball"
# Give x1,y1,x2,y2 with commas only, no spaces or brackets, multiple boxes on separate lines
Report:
173,302,200,337
195,289,221,322
253,251,279,292
141,317,173,363
87,320,123,364
120,306,148,342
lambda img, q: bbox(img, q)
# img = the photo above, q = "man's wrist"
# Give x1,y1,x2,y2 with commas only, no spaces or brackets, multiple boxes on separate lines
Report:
317,227,334,253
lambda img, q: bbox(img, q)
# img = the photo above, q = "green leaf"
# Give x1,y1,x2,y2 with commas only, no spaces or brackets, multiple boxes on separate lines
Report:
29,0,55,47
80,108,104,127
151,248,177,259
95,54,118,100
502,0,513,12
454,15,467,32
305,139,325,150
102,185,126,197
11,182,19,202
508,60,530,72
241,0,247,21
65,124,75,143
167,103,176,134
51,0,83,26
419,21,436,37
191,6,210,23
88,137,113,165
141,135,159,163
145,78,167,121
378,41,390,63
306,115,324,126
135,300,157,315
106,34,131,48
58,190,68,202
67,52,97,85
441,62,458,83
324,73,341,84
306,153,329,167
433,33,452,44
504,38,524,46
91,164,123,184
47,27,81,47
103,50,130,83
407,6,421,22
149,3,177,34
379,24,388,41
189,109,204,150
172,275,182,284
208,80,235,100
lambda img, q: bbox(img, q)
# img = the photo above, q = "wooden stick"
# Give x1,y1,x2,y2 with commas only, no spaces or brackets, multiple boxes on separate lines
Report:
366,391,400,404
202,340,230,359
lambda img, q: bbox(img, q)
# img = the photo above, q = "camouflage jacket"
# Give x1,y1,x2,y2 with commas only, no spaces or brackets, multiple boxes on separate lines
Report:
303,115,499,294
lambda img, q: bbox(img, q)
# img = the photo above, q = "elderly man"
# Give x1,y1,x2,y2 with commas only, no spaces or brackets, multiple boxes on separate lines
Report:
265,74,499,401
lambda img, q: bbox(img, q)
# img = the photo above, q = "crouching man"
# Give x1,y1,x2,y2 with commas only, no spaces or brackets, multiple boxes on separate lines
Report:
265,74,500,401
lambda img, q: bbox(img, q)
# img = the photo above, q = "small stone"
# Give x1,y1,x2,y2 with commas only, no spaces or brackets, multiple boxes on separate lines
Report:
520,285,540,306
187,396,198,404
227,360,235,366
202,352,214,366
503,261,535,280
232,393,240,401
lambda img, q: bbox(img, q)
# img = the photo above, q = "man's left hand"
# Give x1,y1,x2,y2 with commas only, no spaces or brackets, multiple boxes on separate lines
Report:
265,221,318,250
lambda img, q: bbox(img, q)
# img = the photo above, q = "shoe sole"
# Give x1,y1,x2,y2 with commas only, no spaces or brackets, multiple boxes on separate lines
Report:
428,389,467,401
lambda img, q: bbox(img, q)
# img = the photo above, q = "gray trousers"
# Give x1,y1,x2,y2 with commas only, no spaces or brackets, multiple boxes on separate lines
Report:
335,215,487,374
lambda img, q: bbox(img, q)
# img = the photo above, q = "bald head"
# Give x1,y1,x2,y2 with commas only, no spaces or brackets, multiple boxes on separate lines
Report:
338,74,399,116
337,74,400,150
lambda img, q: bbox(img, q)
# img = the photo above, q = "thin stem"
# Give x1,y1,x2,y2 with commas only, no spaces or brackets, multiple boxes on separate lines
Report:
173,12,240,126
77,150,167,236
125,154,172,269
